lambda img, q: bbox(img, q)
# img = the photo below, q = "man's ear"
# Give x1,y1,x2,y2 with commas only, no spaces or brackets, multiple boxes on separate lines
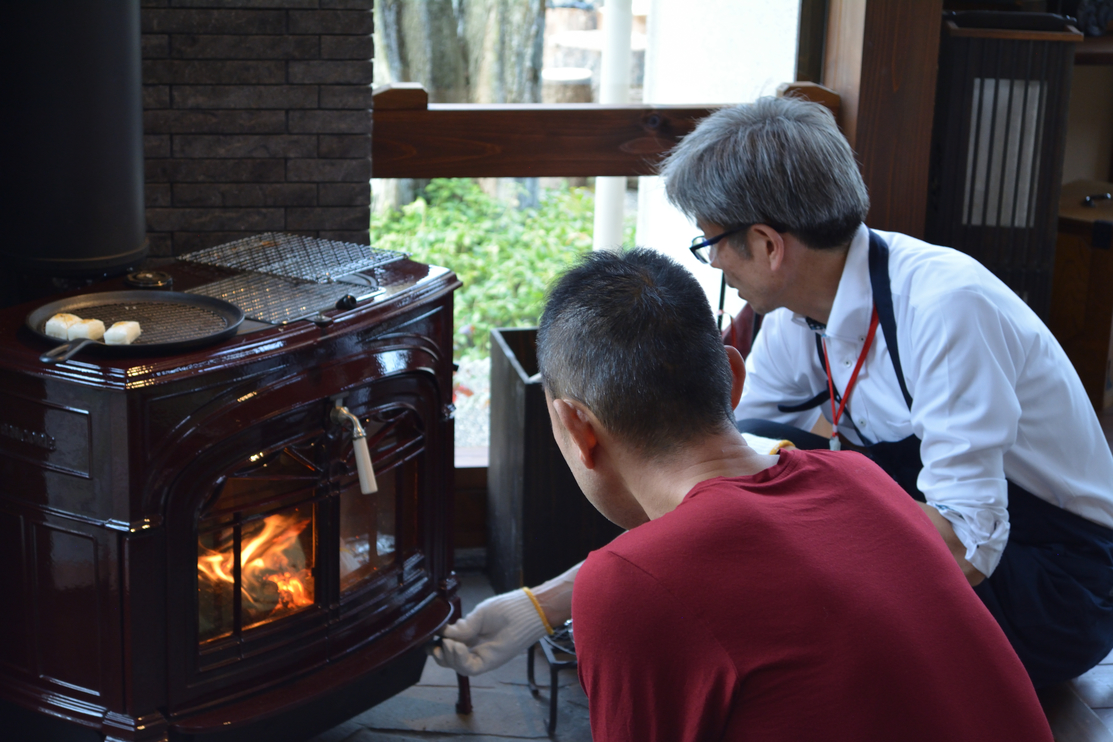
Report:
725,345,746,409
750,223,786,271
552,398,600,469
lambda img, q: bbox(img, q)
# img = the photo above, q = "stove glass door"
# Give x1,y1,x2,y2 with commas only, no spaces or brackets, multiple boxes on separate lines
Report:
197,444,322,643
338,403,423,593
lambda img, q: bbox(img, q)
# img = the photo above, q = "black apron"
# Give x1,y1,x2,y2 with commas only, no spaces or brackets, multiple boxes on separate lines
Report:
749,229,1113,687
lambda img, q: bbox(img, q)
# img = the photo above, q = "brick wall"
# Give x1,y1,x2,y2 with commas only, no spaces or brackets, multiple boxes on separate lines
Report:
140,0,373,256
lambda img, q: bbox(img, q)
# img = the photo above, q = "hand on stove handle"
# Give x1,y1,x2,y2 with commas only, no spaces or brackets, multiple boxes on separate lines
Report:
432,589,550,676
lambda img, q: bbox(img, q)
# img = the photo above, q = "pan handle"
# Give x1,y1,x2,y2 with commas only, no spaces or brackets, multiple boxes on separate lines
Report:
40,338,97,364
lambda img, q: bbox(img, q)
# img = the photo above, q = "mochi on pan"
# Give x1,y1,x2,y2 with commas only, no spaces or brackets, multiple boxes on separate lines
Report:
44,313,82,340
104,321,142,345
67,319,106,341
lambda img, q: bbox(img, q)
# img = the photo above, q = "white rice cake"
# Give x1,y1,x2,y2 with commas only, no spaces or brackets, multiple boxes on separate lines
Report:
104,321,142,345
45,313,83,340
67,319,106,341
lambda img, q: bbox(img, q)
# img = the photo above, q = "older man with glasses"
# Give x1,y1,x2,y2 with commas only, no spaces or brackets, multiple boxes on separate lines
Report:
666,96,1113,690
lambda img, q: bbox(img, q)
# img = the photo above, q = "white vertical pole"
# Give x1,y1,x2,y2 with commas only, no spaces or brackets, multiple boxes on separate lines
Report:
593,0,633,251
638,0,800,314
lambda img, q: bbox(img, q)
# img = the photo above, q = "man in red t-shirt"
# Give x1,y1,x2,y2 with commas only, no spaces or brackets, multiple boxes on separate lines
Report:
526,248,1050,741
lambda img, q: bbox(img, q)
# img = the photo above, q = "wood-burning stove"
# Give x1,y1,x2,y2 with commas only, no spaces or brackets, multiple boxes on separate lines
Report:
0,257,462,741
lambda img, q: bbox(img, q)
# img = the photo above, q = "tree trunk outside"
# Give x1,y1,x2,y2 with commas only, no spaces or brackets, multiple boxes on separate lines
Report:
375,0,544,104
373,0,545,210
377,0,468,103
463,0,545,104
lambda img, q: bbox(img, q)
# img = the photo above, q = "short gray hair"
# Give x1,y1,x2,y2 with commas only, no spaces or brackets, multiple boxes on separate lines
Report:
661,96,869,250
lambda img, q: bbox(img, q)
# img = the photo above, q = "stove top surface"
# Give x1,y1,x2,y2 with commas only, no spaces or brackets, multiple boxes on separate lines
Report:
0,256,459,385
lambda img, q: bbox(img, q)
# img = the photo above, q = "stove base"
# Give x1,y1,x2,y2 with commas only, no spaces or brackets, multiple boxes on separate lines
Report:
0,699,102,742
179,645,428,742
0,645,428,742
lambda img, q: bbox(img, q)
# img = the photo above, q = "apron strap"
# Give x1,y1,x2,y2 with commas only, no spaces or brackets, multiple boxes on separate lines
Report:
775,229,911,423
778,391,831,414
778,334,872,443
867,230,913,409
777,334,832,413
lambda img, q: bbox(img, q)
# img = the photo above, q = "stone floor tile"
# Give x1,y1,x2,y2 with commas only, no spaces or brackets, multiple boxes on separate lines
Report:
303,718,369,742
1075,664,1113,709
349,684,549,737
418,654,502,690
419,645,581,691
345,734,537,742
307,571,592,741
1040,682,1113,742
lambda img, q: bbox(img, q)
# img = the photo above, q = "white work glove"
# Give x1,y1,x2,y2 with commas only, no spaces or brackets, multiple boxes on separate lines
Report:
432,589,550,676
742,432,794,454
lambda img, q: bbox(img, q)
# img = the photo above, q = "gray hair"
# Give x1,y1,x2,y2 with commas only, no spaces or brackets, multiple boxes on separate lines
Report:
661,96,869,250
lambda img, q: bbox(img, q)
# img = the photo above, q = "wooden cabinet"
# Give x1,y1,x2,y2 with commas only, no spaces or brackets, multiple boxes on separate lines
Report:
1049,179,1113,410
487,328,622,594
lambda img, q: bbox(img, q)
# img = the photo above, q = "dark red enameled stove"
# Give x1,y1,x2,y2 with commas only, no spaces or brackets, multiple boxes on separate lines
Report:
0,256,462,741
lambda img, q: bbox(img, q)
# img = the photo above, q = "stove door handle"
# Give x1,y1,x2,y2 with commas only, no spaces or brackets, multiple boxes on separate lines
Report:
351,433,378,495
332,401,378,494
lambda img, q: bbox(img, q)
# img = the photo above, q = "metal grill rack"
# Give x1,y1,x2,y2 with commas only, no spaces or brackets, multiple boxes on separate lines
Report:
188,273,379,326
178,232,404,284
179,233,405,325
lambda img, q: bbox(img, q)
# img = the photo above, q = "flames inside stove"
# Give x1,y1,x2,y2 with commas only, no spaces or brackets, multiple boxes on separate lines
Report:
195,425,405,644
198,507,317,641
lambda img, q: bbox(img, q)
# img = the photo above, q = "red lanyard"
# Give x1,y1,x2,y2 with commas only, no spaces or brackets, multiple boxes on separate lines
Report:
822,307,879,451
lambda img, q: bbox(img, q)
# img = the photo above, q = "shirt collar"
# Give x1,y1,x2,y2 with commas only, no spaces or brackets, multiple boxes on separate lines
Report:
790,223,872,340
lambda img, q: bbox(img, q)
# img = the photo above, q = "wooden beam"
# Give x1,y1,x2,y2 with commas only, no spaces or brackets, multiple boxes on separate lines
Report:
776,81,842,123
823,0,944,238
372,82,429,110
823,0,867,147
372,87,720,179
945,20,1083,43
1076,34,1113,65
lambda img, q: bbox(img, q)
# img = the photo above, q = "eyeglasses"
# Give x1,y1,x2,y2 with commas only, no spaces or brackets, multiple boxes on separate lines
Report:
689,224,750,264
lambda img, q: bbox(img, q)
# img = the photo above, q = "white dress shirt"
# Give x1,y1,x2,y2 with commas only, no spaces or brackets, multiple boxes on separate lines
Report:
737,224,1113,578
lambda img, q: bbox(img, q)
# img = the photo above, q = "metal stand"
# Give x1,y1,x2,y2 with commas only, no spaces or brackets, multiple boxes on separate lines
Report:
526,624,577,735
455,673,472,715
449,595,472,715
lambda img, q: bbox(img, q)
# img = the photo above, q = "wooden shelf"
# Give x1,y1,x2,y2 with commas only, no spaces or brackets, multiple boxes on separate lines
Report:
1076,34,1113,65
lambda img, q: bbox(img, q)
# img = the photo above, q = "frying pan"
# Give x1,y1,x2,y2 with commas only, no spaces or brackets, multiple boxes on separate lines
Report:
26,290,245,364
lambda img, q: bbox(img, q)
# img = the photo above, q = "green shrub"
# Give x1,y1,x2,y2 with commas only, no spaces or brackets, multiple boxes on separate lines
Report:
370,178,634,360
